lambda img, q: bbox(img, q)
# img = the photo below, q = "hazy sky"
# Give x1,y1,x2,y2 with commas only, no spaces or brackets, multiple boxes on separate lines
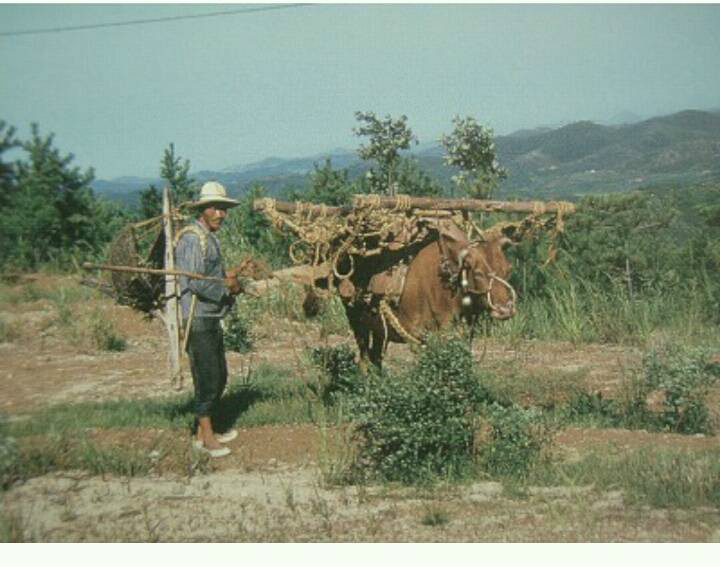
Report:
1,2,719,180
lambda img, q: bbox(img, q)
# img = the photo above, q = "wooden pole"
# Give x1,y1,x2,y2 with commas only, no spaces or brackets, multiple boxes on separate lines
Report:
253,195,575,216
82,262,224,282
162,187,184,390
353,195,576,214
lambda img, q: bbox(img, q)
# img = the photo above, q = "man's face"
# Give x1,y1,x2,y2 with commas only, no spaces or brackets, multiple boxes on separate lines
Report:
199,204,230,232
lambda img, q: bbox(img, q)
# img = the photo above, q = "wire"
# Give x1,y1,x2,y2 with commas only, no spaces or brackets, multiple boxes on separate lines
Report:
0,4,316,37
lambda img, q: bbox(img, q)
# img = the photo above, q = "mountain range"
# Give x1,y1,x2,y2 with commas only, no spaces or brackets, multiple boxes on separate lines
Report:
92,108,720,206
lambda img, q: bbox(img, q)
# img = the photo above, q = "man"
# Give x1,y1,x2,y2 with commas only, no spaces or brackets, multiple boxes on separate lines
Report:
175,181,243,458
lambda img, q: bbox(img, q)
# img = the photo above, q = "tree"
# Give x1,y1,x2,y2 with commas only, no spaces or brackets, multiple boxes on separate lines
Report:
305,158,354,206
393,157,444,198
354,111,417,195
139,183,162,219
0,120,19,209
2,123,99,267
441,115,506,199
139,143,198,218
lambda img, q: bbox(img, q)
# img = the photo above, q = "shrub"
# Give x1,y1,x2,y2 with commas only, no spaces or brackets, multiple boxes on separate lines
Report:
349,333,491,484
637,345,719,434
91,316,127,352
563,390,620,426
223,305,254,353
308,344,362,405
478,403,555,479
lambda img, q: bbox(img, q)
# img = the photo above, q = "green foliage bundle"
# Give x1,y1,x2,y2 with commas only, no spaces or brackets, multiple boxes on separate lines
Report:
349,334,491,483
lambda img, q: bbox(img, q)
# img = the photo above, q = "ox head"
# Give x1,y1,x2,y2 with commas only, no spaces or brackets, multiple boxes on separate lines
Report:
440,227,516,320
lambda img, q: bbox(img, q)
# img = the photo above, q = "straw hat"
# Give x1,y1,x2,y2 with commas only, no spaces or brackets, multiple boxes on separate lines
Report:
189,181,239,208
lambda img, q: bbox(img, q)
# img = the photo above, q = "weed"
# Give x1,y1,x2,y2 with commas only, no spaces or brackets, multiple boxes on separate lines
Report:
90,313,127,352
224,305,254,353
420,505,450,527
620,449,720,509
0,418,21,489
639,344,719,434
308,343,362,405
0,507,26,542
563,390,620,427
530,447,720,510
478,403,555,479
0,317,21,344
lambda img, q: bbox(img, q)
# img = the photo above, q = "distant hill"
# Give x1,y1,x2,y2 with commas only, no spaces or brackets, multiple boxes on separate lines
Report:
93,109,720,205
496,109,720,198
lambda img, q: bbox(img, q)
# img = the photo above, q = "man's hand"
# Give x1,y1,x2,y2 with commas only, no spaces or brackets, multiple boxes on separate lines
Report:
225,274,243,295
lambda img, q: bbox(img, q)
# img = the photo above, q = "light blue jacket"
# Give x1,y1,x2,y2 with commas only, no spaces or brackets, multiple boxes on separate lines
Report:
175,220,233,320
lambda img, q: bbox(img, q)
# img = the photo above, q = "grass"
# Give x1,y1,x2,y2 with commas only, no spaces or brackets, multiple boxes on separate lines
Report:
3,271,720,537
8,364,316,439
0,278,127,351
490,280,719,348
0,316,22,343
529,447,720,510
1,363,325,484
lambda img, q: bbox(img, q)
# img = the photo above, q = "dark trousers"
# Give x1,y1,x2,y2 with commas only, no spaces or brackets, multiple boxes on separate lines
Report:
185,317,228,418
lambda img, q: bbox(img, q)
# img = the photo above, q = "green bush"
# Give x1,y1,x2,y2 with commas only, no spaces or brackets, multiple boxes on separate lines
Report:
478,403,554,478
638,345,720,434
91,316,127,352
563,390,620,426
308,344,362,405
349,334,491,484
223,305,254,353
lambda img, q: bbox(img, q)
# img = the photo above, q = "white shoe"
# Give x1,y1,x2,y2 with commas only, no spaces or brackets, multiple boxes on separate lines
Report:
216,429,238,444
193,442,231,458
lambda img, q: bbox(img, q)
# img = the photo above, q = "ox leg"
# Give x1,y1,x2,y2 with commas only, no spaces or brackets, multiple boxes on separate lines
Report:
368,330,384,371
346,304,373,374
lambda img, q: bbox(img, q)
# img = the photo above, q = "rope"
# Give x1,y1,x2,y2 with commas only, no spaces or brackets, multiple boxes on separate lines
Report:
379,299,422,345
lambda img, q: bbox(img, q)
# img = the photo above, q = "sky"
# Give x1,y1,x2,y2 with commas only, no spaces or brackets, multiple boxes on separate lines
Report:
1,2,720,180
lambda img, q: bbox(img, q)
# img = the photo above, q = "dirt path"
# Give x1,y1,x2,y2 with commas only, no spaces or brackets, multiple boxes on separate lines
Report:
2,275,719,542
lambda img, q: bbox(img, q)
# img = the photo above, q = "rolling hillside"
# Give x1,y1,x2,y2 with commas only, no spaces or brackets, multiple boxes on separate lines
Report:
93,109,720,205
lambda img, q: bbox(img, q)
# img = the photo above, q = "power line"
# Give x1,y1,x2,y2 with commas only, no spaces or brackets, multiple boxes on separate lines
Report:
0,4,316,37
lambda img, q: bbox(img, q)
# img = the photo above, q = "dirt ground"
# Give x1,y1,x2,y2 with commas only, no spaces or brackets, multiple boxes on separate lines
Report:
1,274,719,542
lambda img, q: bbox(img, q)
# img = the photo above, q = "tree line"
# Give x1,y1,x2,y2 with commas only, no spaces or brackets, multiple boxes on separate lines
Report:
3,110,720,328
0,112,504,270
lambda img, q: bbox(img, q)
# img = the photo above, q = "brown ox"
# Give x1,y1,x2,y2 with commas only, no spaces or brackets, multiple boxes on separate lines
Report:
323,221,516,369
